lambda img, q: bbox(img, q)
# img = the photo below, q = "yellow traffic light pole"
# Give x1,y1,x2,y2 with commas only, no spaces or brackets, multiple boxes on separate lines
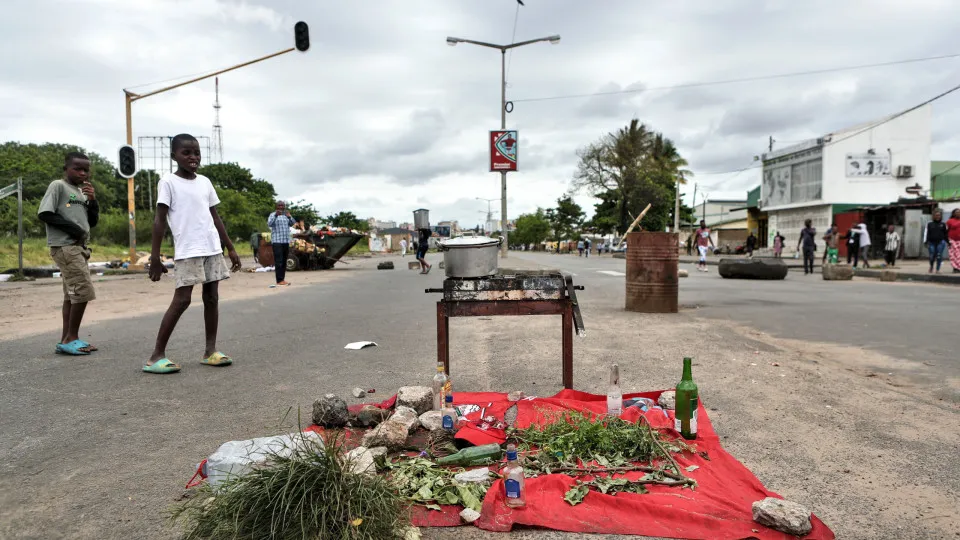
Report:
123,45,299,267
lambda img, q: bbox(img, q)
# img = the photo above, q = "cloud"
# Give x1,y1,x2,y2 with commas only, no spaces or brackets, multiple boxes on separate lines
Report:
2,0,960,224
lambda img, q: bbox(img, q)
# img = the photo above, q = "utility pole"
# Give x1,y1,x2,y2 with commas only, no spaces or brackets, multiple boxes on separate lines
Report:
691,183,698,223
768,136,775,153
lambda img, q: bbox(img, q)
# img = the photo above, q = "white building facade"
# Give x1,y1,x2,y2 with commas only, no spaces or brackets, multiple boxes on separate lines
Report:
761,105,932,247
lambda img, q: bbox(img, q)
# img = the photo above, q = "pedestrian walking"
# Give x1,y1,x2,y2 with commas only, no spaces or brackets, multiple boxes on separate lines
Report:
844,225,861,267
577,239,585,257
924,209,948,273
797,219,817,275
855,223,872,268
400,237,408,257
37,152,100,356
584,238,591,258
145,134,242,374
947,208,960,273
695,220,714,272
416,227,432,274
267,201,296,286
883,224,901,267
745,232,757,257
822,224,839,264
773,231,784,258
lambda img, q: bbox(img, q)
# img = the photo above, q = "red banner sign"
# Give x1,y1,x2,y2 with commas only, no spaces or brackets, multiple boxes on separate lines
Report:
490,130,518,172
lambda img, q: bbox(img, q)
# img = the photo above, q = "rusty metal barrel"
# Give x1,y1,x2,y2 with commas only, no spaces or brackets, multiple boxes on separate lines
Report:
625,232,679,313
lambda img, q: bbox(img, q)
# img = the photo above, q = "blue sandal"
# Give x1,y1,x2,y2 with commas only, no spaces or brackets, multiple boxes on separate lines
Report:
56,340,91,356
143,358,181,374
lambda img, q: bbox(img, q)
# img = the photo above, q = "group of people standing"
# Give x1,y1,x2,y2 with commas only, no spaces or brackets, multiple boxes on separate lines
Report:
927,208,960,273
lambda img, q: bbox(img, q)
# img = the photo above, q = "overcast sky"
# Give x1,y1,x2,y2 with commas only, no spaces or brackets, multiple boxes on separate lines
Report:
2,0,959,228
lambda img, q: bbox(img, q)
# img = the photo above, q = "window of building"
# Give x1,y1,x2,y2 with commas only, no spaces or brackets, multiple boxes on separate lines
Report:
790,158,822,204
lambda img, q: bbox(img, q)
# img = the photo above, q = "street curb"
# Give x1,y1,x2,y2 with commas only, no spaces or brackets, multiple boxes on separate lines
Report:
852,268,960,285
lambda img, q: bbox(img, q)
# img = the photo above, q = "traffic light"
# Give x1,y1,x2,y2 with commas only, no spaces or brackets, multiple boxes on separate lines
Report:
118,145,137,178
294,21,309,52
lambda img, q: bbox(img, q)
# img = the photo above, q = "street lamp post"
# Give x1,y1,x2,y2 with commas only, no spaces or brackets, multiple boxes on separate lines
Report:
447,34,560,257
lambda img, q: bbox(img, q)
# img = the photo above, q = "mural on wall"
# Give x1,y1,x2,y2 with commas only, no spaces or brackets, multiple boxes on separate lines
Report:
846,153,890,177
762,166,791,208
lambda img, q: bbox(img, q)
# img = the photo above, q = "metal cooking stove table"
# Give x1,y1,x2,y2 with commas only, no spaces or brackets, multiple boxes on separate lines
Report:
426,269,585,389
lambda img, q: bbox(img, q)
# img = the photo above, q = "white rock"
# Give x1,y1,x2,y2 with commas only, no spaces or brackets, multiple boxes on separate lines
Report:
397,386,434,415
418,410,443,431
658,390,676,410
390,406,421,434
402,526,422,540
344,446,377,476
678,269,689,278
459,507,481,523
752,497,813,537
454,468,493,484
368,446,388,459
352,387,366,398
361,420,408,450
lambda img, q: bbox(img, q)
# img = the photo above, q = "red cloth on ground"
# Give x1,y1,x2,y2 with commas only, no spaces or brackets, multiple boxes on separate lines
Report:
317,390,834,539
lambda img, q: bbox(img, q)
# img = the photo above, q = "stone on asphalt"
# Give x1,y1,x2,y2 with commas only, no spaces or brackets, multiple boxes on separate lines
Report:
454,467,493,484
880,269,898,282
361,420,408,450
408,261,420,270
396,386,434,415
352,387,366,398
822,263,854,281
377,261,395,270
418,410,443,431
678,269,689,278
390,406,421,433
658,390,676,410
312,394,349,427
752,497,813,536
355,405,389,428
459,507,481,523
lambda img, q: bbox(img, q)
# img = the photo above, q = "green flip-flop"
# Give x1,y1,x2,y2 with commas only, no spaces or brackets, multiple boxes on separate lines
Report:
143,358,181,374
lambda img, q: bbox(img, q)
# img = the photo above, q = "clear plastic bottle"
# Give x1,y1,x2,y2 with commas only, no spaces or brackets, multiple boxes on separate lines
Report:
441,394,457,432
432,362,449,411
606,364,623,417
502,444,526,507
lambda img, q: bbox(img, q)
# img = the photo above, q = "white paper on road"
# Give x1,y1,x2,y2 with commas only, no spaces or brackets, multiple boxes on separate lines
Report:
598,270,626,277
344,341,378,350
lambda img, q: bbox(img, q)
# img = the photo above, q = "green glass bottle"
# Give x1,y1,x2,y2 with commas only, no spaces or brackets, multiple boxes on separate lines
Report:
674,357,699,440
436,443,503,466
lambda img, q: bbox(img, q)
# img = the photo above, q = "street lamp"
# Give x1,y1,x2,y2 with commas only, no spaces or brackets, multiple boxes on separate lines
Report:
447,34,560,256
120,22,310,267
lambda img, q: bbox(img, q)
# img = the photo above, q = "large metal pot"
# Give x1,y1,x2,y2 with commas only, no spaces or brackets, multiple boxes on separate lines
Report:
438,236,502,278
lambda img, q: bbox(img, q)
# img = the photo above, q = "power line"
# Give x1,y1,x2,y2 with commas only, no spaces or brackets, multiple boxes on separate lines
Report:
512,53,960,103
505,1,521,85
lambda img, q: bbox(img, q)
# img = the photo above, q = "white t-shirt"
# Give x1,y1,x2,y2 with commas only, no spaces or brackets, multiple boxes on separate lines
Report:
156,173,222,260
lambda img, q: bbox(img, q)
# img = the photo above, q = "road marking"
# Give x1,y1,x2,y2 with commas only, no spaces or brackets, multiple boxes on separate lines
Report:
598,270,626,277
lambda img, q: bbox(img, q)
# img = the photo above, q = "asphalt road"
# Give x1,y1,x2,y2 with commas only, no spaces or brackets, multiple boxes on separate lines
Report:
511,251,959,402
1,251,957,539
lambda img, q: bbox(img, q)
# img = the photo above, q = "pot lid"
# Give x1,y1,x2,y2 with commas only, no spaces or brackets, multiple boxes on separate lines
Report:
439,236,500,248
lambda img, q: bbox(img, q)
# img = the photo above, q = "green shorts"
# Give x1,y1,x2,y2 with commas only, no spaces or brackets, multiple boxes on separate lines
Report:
51,245,95,304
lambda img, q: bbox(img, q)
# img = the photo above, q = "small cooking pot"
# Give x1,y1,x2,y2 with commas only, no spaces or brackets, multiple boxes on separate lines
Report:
437,236,503,278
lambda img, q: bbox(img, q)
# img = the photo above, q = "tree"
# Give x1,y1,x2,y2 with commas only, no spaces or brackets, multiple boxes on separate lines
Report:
512,208,551,246
198,162,276,217
549,195,585,242
325,210,369,232
572,119,692,234
0,142,123,208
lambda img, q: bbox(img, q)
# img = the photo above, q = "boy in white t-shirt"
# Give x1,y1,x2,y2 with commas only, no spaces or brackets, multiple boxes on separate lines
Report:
143,134,242,374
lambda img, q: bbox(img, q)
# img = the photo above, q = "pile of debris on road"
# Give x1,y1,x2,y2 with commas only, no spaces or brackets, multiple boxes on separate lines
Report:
174,384,832,539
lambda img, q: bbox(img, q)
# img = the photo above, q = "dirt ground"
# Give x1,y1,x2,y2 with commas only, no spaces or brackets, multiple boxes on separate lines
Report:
0,257,345,341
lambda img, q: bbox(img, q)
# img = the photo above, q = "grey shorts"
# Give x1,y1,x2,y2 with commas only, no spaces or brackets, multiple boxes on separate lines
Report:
174,255,230,288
